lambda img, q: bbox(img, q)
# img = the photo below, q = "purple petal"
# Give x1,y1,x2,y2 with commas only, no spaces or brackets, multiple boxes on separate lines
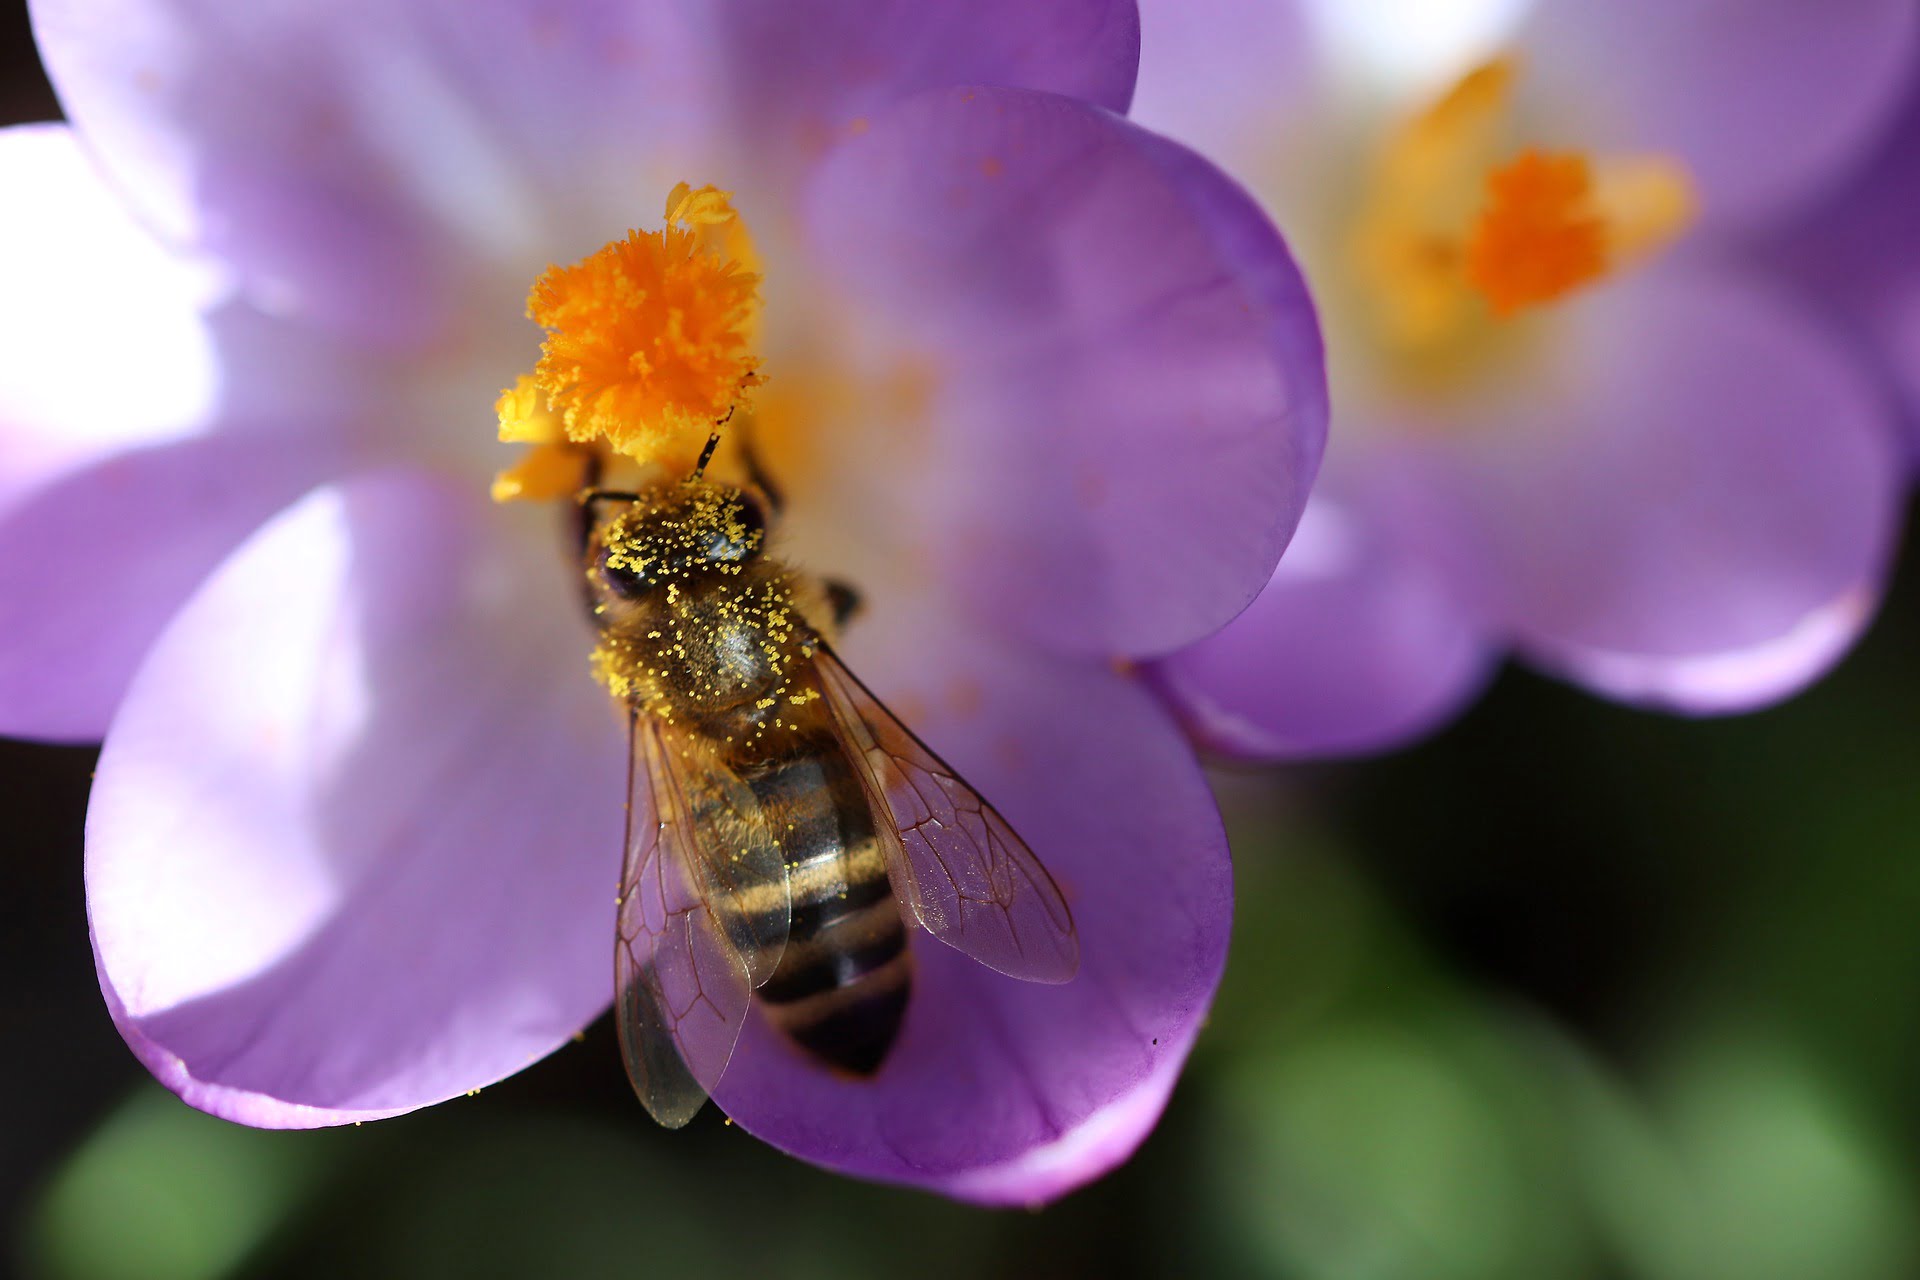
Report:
31,0,1138,349
0,433,350,742
1453,268,1901,712
1520,0,1920,225
29,0,722,345
89,470,625,1124
1527,589,1881,709
1768,78,1920,458
802,86,1327,659
0,124,225,507
0,124,350,741
715,0,1139,151
1147,480,1498,759
1131,0,1316,170
713,602,1231,1204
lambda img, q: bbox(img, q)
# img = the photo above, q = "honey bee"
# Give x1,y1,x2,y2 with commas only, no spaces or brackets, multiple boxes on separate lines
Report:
583,437,1078,1127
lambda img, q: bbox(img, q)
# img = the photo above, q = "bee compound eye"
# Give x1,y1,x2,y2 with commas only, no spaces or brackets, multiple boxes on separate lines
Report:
598,549,653,599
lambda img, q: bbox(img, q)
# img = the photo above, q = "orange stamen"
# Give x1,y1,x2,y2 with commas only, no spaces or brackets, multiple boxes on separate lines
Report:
502,184,763,477
1463,149,1609,317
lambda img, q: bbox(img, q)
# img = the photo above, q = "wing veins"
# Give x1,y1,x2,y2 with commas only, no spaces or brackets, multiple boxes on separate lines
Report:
809,641,1078,983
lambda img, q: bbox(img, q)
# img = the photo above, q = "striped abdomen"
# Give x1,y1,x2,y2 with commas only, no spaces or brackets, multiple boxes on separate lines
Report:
739,733,909,1075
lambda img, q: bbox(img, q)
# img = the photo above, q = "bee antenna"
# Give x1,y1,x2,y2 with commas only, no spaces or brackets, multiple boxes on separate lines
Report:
687,405,737,483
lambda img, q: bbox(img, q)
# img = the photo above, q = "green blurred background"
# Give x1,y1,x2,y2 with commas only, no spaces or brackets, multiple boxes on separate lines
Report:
5,11,1918,1277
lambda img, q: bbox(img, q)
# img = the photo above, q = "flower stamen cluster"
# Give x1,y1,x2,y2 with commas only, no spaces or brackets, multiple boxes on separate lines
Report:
1348,57,1698,370
494,183,764,499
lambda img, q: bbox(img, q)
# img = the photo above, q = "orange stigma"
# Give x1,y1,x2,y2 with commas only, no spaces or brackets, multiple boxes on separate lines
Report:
1464,149,1608,317
494,183,763,495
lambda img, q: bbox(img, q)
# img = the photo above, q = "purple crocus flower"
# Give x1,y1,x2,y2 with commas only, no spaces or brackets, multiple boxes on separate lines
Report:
1133,0,1912,758
2,2,1327,1202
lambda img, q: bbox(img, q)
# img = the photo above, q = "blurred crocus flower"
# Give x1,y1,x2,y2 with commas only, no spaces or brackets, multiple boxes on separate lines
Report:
4,1,1327,1202
1136,0,1912,757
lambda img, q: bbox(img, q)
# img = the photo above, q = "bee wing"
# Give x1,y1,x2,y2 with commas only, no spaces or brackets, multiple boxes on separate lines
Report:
614,711,791,1128
811,644,1079,984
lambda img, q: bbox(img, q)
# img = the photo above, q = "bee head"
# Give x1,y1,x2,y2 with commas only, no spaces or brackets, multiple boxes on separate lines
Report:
589,481,768,606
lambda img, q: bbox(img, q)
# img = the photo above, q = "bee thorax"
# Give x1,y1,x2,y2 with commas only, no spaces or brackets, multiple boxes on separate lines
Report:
595,568,812,737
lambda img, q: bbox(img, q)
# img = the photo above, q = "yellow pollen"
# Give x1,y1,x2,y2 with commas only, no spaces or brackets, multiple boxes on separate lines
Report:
1464,150,1608,316
496,183,763,484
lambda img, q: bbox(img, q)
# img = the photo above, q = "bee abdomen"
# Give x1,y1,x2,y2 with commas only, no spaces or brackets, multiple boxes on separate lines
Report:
761,893,906,1002
759,915,911,1075
758,863,911,1075
741,731,911,1076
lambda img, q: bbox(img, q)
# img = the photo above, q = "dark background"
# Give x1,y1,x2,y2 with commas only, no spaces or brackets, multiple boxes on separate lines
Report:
6,7,1919,1277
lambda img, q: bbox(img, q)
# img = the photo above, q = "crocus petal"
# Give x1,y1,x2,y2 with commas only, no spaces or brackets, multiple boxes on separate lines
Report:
803,86,1327,659
29,0,724,345
1131,0,1317,168
0,433,350,742
1453,269,1901,713
0,124,225,506
712,599,1231,1204
1519,0,1920,225
89,470,625,1124
1147,482,1498,759
31,0,1143,348
1769,79,1920,458
0,124,351,741
715,0,1139,156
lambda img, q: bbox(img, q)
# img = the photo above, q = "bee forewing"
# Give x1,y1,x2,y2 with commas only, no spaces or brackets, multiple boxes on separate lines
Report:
657,737,792,986
615,716,767,1127
811,646,1080,984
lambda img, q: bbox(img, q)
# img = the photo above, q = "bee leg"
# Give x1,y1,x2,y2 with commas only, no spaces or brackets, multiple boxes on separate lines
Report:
824,579,864,630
